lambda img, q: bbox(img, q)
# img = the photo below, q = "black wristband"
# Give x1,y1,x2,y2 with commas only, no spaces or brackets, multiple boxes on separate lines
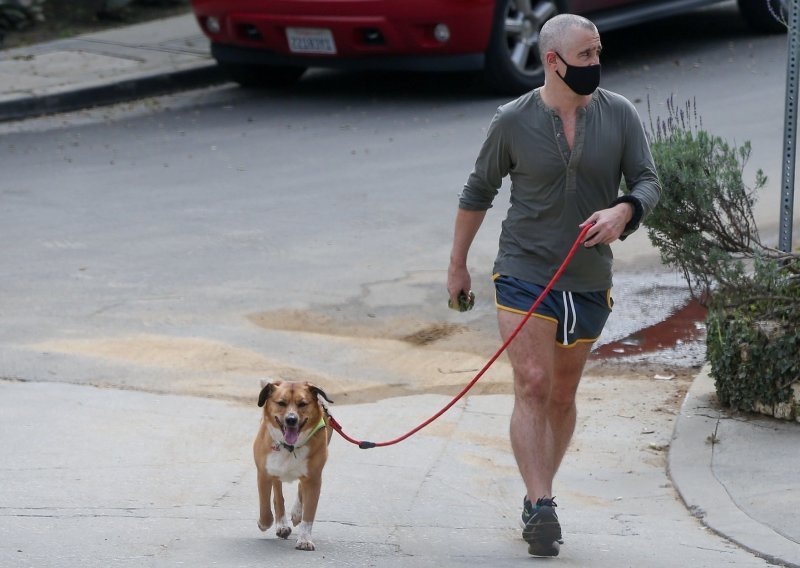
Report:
609,195,643,239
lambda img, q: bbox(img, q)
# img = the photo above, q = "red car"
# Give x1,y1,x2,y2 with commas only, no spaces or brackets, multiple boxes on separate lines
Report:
191,0,787,94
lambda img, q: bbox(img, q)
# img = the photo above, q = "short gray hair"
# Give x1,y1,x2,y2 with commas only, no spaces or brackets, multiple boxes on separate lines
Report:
539,14,597,64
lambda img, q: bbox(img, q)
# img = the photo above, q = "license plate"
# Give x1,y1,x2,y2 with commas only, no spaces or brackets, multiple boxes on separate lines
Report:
286,27,337,55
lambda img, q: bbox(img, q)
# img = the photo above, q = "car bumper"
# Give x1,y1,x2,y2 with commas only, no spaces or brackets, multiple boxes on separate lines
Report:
211,42,484,72
192,0,495,65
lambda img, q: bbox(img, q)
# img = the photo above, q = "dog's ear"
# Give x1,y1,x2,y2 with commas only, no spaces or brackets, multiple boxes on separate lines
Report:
257,380,282,408
308,383,333,405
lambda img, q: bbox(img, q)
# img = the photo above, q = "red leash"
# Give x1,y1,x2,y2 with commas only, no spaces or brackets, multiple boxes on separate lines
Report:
328,223,594,449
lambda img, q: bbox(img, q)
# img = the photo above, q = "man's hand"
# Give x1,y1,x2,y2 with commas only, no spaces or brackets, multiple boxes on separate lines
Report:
447,208,486,309
447,263,472,309
580,202,635,247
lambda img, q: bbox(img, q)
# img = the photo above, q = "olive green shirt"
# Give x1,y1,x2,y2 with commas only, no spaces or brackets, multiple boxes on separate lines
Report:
460,87,661,291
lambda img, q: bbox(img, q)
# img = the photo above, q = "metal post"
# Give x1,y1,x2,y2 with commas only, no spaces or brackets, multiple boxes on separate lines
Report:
780,0,799,252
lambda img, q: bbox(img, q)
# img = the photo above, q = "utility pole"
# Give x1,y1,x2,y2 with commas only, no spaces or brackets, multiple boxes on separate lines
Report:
780,0,799,252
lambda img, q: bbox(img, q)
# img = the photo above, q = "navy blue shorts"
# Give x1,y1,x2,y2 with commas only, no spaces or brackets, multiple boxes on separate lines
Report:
493,274,613,347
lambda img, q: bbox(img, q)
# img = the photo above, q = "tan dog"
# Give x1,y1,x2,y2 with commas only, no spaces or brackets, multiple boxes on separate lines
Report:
253,380,333,551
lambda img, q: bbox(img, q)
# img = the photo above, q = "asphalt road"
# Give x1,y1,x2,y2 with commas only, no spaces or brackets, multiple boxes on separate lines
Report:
0,2,791,401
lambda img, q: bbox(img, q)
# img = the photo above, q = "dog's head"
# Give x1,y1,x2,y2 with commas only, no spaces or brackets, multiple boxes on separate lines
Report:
258,380,333,446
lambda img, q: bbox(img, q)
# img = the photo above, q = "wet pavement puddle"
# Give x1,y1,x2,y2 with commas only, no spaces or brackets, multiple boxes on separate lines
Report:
594,299,707,359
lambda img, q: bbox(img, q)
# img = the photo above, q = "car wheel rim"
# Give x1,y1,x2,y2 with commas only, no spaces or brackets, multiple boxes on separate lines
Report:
503,0,558,77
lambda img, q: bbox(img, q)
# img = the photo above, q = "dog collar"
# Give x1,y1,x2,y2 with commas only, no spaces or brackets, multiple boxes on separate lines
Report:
273,415,327,454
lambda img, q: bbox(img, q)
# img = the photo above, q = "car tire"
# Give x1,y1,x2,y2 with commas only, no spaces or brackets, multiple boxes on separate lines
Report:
482,0,559,95
220,63,307,88
737,0,788,33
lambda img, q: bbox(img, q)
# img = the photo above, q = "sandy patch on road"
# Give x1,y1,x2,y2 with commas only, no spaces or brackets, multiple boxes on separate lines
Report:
31,305,698,412
32,334,385,402
248,308,501,357
31,328,514,404
37,335,278,374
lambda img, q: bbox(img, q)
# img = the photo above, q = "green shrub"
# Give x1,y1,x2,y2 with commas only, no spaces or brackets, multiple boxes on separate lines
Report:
0,1,44,34
644,96,800,414
707,306,799,413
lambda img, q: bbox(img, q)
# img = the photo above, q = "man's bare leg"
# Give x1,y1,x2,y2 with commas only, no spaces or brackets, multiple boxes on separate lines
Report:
499,310,593,555
498,310,592,499
549,341,592,474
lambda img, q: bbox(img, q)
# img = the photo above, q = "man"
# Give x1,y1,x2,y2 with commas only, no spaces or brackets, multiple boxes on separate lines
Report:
447,14,661,557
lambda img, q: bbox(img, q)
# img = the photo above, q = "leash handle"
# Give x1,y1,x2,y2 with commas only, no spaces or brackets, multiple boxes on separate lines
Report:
331,223,594,449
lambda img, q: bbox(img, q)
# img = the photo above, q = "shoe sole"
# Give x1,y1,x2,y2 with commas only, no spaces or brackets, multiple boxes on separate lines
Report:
522,505,562,557
528,540,561,557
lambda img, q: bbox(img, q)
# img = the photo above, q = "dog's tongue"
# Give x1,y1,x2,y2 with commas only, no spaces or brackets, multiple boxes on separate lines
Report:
283,427,300,446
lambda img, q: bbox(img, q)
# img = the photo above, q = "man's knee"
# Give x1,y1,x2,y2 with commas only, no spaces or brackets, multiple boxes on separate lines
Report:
513,368,550,404
549,389,577,412
514,368,580,409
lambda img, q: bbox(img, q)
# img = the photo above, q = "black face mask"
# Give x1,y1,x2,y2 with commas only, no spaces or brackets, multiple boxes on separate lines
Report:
555,52,601,96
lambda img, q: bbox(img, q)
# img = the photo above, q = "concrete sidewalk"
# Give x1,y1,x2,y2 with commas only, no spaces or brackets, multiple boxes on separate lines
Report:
670,369,800,567
0,13,223,122
0,12,798,568
0,377,793,567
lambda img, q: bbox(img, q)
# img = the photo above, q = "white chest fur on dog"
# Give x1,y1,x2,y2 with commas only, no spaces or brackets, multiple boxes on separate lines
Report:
265,446,310,480
265,424,310,481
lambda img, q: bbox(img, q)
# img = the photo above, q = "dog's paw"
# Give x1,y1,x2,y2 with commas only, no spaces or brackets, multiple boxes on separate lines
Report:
295,521,315,551
275,517,292,539
257,516,273,532
295,537,315,551
276,526,292,539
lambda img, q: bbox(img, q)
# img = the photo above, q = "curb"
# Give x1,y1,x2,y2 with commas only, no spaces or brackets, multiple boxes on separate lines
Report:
668,366,800,568
0,63,226,123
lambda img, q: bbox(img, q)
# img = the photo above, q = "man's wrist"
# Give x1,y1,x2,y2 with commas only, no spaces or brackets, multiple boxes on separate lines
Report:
608,195,643,237
616,202,635,223
449,253,468,267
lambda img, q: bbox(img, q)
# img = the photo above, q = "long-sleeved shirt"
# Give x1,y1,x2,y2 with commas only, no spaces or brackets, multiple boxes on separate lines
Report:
459,87,661,292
